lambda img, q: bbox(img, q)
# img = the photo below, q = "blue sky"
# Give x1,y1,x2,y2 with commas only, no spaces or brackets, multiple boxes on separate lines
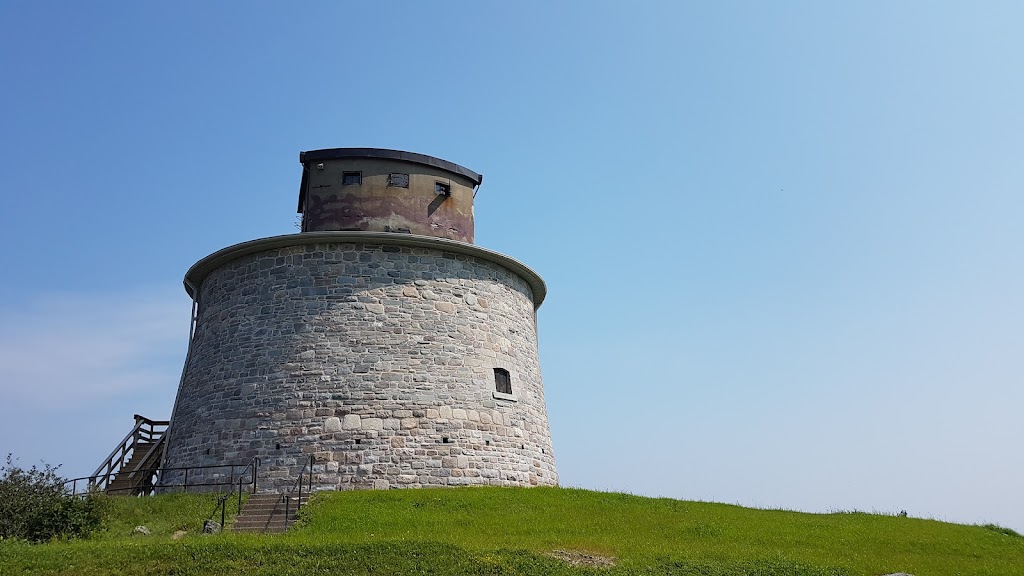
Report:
1,2,1021,531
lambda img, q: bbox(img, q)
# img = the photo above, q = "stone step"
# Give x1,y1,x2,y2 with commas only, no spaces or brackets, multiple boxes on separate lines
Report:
232,524,288,532
233,521,294,529
230,492,309,533
234,518,295,525
238,501,306,511
235,515,297,523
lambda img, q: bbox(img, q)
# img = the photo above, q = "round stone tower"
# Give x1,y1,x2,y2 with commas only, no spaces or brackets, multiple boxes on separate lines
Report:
160,148,557,491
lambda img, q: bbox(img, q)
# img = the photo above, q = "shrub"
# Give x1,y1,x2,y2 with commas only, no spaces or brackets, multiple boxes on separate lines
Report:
981,523,1023,538
0,454,104,542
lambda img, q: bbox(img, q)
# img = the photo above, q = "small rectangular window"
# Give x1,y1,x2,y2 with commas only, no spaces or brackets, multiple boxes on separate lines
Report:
342,171,362,186
389,173,410,188
494,368,512,395
435,181,451,196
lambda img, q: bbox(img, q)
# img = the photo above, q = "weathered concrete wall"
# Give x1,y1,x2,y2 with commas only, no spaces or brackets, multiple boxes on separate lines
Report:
301,158,477,243
161,234,557,491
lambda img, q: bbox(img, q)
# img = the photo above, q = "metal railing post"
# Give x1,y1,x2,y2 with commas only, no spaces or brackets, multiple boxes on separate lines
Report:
183,468,189,493
238,477,243,512
285,485,291,521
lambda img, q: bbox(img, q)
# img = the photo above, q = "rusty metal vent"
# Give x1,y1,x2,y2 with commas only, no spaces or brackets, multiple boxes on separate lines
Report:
389,173,410,188
342,171,362,185
494,368,511,395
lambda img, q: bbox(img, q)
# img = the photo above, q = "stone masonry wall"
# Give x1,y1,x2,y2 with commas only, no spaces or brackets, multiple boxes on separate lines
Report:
161,239,557,491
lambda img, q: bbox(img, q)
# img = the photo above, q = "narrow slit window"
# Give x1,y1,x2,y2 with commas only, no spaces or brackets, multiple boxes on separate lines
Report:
342,171,362,185
494,368,512,395
435,181,451,195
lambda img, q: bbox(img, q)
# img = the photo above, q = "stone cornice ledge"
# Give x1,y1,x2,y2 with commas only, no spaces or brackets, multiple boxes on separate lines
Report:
183,232,547,309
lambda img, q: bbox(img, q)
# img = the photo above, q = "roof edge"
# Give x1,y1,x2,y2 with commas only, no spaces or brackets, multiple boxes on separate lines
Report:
298,148,483,186
184,232,545,309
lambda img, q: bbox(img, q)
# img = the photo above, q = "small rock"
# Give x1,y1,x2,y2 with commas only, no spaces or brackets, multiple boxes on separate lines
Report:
133,525,150,536
203,520,221,534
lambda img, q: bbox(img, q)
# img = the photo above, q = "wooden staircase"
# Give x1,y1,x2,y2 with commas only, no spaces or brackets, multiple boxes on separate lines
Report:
104,442,160,494
231,493,307,534
90,415,168,495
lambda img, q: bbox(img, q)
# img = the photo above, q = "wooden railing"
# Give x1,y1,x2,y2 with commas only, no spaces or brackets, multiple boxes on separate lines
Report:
87,414,169,494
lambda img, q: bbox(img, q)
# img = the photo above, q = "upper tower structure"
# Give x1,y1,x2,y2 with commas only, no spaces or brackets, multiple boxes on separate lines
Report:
297,148,482,243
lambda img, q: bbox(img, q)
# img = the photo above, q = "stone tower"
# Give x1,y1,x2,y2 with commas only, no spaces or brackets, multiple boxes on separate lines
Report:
160,148,558,491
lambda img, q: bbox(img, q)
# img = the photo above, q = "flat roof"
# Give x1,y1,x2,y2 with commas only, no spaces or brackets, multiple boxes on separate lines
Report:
299,148,483,186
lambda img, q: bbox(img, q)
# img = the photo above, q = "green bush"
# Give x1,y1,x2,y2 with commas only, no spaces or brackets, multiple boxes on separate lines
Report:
0,454,104,542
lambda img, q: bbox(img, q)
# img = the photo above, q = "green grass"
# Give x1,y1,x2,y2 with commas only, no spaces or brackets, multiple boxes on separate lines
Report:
87,492,245,540
1,487,1021,575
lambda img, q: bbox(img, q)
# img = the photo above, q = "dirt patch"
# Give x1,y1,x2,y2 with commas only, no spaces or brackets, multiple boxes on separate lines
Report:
548,549,616,568
171,530,187,541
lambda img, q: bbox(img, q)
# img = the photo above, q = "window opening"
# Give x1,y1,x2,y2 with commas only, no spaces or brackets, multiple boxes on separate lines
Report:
494,368,512,395
389,173,410,188
342,171,362,185
435,181,451,195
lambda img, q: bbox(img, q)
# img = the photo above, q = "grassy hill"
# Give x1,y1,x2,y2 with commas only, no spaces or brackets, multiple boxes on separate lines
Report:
1,487,1021,575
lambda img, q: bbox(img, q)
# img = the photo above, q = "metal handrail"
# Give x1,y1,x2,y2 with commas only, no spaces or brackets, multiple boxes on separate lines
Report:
64,462,254,496
235,456,261,512
284,455,315,524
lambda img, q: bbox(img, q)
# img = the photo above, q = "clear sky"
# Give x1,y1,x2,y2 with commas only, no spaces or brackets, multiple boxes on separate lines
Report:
1,2,1021,532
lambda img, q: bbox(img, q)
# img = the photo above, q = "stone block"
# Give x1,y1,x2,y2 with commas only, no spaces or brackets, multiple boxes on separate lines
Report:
343,414,361,429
